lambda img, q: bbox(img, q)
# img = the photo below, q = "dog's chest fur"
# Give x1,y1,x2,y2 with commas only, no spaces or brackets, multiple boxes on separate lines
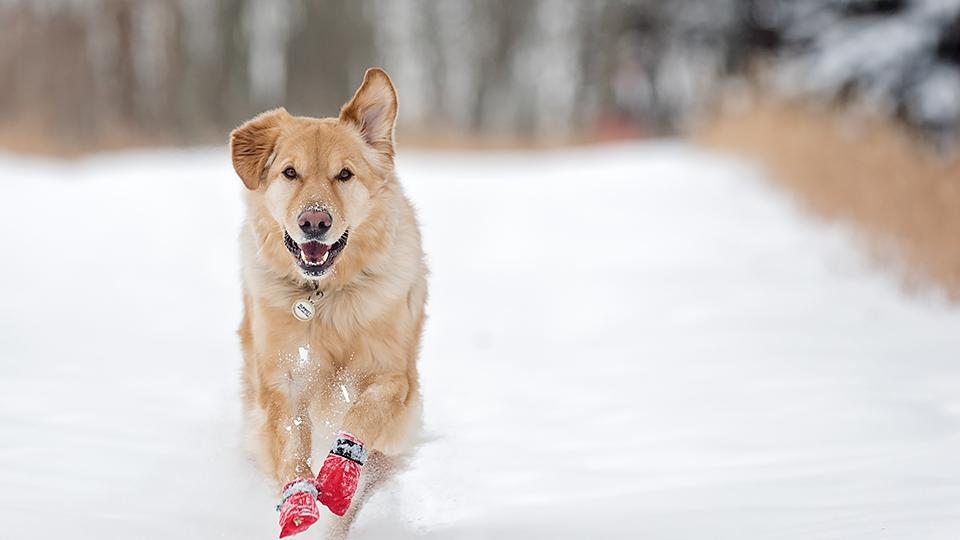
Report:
249,284,404,388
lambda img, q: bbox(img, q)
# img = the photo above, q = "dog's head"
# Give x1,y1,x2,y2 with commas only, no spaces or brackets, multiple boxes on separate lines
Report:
230,68,398,281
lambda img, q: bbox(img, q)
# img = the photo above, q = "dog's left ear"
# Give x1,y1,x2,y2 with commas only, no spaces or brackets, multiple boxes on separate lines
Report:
340,68,398,160
230,107,290,190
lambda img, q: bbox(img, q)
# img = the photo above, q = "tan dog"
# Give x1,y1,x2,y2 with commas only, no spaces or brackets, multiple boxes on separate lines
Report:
230,68,426,535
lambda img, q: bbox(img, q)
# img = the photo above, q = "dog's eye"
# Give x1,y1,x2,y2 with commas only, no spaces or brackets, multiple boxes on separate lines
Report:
335,168,354,181
282,167,298,180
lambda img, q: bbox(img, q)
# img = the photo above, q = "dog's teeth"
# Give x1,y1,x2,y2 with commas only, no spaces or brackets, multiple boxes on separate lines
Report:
300,249,329,266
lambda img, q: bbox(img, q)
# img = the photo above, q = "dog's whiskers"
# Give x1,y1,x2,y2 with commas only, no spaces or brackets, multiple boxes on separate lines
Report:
255,231,274,258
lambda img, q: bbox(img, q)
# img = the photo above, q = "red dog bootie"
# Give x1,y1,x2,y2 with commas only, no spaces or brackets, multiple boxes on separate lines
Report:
277,478,322,538
316,431,367,516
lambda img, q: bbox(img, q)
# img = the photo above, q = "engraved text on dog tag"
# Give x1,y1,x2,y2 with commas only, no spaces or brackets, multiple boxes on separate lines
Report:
292,298,316,322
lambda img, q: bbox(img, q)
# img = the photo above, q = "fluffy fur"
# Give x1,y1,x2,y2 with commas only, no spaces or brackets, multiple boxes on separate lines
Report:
230,68,427,535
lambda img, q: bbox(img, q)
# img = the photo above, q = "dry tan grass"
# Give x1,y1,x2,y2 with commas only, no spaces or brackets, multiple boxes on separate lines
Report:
698,101,960,300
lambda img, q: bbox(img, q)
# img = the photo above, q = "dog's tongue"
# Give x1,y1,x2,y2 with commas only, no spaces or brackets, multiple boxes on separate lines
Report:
300,241,330,263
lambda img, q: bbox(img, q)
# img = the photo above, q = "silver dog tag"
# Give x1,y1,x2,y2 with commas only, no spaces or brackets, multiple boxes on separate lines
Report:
292,298,316,322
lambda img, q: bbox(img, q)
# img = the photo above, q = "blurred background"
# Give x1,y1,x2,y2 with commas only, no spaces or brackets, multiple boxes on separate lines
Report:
2,1,960,539
2,0,960,296
3,0,959,148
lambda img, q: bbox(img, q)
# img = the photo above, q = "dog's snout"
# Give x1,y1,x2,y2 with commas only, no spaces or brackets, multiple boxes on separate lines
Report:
298,209,333,237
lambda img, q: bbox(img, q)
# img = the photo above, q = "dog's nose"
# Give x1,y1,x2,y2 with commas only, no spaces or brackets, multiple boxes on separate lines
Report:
298,209,333,238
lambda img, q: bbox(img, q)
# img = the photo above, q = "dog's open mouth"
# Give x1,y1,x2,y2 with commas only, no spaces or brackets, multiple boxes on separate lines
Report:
283,229,349,277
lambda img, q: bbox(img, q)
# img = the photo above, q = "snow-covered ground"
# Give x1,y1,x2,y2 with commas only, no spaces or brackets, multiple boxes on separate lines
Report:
1,142,959,539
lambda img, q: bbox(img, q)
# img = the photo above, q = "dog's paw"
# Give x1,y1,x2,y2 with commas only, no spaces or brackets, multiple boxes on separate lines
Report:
316,432,366,516
278,478,322,538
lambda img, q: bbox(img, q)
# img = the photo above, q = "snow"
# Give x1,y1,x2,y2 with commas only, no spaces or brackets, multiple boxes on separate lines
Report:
1,142,959,539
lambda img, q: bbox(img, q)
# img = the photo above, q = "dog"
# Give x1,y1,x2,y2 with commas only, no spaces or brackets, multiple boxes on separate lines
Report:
230,68,426,537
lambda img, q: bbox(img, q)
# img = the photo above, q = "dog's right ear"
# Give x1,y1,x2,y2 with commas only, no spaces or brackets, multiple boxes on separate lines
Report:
230,108,290,190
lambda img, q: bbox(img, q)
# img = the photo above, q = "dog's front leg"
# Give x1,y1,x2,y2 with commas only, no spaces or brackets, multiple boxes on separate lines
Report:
259,383,314,485
313,371,411,519
341,372,411,446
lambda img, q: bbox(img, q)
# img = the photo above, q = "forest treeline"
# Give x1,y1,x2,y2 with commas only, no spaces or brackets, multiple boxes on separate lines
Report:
1,0,958,151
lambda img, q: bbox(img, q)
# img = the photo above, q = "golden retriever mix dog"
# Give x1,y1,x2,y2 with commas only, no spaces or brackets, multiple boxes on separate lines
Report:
230,68,426,537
